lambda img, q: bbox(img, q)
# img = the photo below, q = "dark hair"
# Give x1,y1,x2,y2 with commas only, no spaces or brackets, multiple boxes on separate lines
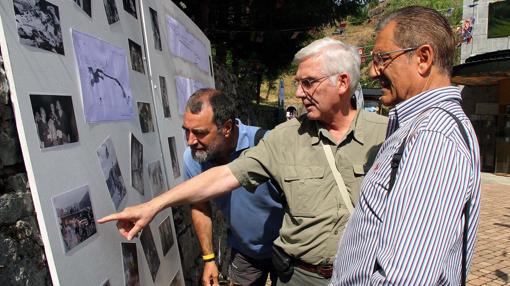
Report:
186,88,236,127
377,6,455,76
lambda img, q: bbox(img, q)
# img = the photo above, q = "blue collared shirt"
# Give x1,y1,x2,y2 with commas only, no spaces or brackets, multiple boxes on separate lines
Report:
331,87,481,285
184,119,283,259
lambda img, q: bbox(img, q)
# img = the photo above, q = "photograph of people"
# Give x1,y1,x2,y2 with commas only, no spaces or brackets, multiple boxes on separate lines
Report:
52,185,97,253
167,137,180,178
148,160,166,197
123,0,137,19
121,242,140,286
131,134,144,194
159,76,171,118
158,216,174,256
30,94,79,149
137,102,155,133
97,137,127,210
128,39,145,74
104,0,119,25
139,225,160,282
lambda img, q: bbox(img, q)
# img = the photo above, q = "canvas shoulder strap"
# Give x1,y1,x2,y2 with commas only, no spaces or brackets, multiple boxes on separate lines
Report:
322,144,355,214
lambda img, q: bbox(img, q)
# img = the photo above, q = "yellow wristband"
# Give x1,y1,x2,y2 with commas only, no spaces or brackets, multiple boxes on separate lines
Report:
202,253,215,261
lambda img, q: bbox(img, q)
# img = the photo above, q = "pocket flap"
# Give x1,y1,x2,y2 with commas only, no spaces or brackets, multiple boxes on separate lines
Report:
283,166,324,181
353,164,365,175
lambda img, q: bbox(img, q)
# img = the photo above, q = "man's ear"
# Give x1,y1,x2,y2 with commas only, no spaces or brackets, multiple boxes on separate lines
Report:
222,119,234,138
416,45,434,76
337,73,350,96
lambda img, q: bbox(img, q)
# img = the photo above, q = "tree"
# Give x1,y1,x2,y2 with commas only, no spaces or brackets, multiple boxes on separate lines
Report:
173,0,371,103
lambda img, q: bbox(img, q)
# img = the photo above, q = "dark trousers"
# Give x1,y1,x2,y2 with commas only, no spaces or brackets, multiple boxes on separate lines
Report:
229,249,277,286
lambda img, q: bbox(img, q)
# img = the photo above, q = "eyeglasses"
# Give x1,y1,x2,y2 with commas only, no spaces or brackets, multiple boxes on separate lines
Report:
370,47,418,67
292,75,332,91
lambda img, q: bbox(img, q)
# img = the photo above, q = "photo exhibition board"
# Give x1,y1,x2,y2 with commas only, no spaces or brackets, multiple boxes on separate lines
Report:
0,0,212,285
140,0,214,185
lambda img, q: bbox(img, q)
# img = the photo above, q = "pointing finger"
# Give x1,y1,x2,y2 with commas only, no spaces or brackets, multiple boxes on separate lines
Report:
97,212,124,224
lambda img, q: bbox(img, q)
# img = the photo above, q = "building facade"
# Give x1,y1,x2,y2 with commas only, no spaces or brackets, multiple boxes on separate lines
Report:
453,0,510,174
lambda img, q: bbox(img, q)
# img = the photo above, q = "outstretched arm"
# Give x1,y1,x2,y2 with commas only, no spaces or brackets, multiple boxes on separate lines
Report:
98,165,239,240
191,202,219,286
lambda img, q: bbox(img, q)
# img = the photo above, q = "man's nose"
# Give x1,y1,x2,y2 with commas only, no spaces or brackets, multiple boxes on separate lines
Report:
295,85,306,99
369,62,380,79
187,133,197,146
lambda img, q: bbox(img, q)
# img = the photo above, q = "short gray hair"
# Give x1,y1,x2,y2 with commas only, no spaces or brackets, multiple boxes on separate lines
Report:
294,37,361,95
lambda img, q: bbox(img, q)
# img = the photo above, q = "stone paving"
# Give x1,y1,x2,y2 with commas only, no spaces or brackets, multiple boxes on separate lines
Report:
467,173,510,286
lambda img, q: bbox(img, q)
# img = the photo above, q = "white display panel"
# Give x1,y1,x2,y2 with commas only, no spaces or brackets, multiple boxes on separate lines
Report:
1,0,213,285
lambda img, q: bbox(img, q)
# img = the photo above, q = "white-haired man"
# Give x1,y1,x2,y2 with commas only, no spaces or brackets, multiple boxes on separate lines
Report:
99,38,388,285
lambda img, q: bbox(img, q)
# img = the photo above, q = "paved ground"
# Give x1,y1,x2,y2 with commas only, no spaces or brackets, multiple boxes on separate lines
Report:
467,173,510,286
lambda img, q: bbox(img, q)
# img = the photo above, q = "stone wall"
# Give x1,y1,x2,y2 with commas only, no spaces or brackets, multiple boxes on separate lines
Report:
0,49,52,285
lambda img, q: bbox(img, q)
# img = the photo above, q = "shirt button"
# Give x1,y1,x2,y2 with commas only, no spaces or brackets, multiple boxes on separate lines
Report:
334,230,338,235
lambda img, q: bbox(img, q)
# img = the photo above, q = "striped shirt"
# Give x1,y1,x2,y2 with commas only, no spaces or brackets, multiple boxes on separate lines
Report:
331,86,481,285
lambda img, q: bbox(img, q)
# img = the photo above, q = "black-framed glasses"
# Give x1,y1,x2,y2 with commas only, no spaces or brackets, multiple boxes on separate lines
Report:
292,75,332,91
370,47,418,67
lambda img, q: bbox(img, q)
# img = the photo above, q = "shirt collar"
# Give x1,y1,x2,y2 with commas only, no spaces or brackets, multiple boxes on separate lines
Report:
313,110,366,145
235,118,252,151
389,86,462,128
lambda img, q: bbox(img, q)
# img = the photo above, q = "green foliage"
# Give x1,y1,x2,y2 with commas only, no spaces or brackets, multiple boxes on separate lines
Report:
358,0,463,88
488,1,510,38
384,0,462,26
347,0,379,25
174,0,369,85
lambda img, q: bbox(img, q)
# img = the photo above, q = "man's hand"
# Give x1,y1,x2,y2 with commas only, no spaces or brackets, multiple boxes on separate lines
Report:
98,201,159,240
202,261,220,286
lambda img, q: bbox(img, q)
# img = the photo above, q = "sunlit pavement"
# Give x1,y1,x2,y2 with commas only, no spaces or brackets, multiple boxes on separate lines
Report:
467,173,510,286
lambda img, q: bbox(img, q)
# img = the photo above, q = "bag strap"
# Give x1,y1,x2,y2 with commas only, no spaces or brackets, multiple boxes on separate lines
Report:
322,144,355,214
388,107,471,285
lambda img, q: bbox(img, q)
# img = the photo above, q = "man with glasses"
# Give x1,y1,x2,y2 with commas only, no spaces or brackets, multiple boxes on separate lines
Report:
99,38,388,285
331,6,481,285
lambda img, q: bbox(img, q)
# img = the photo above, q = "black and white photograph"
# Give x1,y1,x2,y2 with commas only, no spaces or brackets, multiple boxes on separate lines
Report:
168,137,180,178
72,0,92,17
52,185,97,253
140,225,161,282
149,8,162,51
148,160,166,197
159,76,171,118
13,0,64,55
158,216,174,256
131,133,144,194
137,102,154,133
100,279,111,286
128,39,145,74
30,94,79,149
73,30,134,122
103,0,119,25
121,242,140,286
97,137,127,210
123,0,137,19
